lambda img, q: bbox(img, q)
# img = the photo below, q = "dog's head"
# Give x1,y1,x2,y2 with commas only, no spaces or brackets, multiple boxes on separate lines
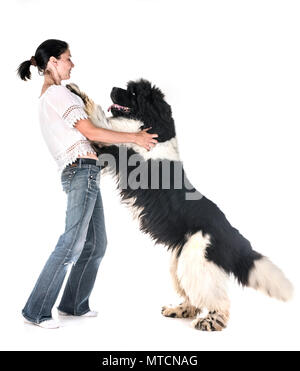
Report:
108,79,176,141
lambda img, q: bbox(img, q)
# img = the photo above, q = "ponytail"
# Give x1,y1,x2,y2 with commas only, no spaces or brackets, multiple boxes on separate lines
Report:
16,59,35,81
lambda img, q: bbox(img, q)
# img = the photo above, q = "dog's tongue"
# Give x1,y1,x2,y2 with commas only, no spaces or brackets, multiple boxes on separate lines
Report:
107,103,130,112
107,103,122,112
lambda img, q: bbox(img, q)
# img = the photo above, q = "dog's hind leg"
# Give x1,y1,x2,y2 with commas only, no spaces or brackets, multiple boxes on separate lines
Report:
176,231,230,331
191,309,229,331
161,247,202,319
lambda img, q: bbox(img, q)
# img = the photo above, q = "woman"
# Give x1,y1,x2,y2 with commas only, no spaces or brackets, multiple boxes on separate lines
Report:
17,39,158,329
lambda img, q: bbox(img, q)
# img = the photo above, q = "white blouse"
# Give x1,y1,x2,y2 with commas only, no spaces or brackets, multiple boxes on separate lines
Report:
38,84,97,174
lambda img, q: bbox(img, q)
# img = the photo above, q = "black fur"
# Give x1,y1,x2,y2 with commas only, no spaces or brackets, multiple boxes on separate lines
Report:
98,79,263,286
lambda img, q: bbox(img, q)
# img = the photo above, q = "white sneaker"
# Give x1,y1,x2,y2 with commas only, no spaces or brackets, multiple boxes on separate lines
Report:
57,309,98,317
24,318,60,329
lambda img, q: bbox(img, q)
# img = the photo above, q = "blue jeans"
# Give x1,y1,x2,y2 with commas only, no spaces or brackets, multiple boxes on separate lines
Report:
22,161,107,324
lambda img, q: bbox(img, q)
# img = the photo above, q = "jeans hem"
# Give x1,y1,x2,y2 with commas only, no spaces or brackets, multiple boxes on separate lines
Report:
22,311,52,325
57,306,91,316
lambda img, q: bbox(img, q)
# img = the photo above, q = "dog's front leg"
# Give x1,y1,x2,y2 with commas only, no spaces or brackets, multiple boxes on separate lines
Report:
161,247,202,319
161,299,201,319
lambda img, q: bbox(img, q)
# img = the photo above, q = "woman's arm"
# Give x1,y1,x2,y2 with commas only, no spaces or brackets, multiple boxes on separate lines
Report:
74,118,158,151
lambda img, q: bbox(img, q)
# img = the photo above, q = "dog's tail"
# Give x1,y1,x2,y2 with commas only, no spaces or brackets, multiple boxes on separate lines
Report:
223,230,294,301
246,254,294,302
206,202,295,302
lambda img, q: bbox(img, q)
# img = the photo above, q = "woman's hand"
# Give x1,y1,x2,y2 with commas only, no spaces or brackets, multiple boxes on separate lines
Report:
134,127,158,151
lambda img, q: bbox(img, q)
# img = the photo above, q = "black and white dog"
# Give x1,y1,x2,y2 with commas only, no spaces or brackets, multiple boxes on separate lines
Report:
67,80,293,331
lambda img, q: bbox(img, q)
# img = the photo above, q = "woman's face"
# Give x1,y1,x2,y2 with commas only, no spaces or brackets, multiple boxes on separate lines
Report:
47,49,75,81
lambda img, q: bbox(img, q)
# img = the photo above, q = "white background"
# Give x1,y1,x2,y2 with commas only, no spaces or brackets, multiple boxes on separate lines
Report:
0,0,299,351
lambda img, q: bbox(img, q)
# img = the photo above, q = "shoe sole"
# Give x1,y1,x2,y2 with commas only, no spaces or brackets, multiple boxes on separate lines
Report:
24,319,60,329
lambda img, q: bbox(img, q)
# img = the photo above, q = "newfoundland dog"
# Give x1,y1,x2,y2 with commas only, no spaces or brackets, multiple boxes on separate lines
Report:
66,79,293,331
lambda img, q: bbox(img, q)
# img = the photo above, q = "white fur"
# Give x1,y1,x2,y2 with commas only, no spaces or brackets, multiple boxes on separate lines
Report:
130,137,180,162
176,231,230,312
90,103,181,162
107,117,143,133
85,100,114,130
248,257,294,301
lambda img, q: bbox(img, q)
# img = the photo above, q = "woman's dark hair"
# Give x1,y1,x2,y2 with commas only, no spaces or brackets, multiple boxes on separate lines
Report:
16,39,69,81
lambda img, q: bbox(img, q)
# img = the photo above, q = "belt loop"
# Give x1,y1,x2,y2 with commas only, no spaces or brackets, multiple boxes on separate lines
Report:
78,158,82,168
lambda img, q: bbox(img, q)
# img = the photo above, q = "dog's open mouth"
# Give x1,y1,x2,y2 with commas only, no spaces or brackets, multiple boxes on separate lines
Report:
107,104,131,113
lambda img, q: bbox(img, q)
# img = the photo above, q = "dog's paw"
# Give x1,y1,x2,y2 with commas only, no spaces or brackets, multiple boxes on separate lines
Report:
66,83,87,103
66,83,81,94
161,303,201,318
191,311,228,331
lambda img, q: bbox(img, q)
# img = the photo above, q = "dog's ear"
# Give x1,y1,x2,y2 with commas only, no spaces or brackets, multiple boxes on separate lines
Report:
135,79,152,98
151,85,172,121
128,79,153,112
151,85,165,103
129,79,173,122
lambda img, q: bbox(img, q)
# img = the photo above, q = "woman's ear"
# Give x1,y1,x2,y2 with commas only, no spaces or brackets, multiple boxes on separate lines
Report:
48,56,58,66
